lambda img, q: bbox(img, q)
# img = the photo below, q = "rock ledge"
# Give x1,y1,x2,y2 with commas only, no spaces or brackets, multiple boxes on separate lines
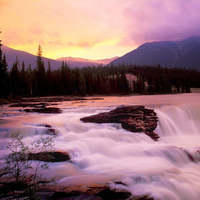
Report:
80,105,159,140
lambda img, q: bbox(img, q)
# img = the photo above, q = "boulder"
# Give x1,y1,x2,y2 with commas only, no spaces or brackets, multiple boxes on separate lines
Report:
51,194,103,200
80,105,159,141
9,102,48,108
28,151,70,162
45,183,131,200
24,107,62,114
44,183,154,200
38,124,57,136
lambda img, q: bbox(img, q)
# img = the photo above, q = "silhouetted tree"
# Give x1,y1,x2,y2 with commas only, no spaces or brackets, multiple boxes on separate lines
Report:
71,68,86,96
10,57,20,97
118,70,129,94
0,30,2,67
3,47,199,98
36,45,46,96
82,66,94,95
60,61,72,95
19,61,27,95
0,54,9,97
26,64,33,96
46,61,53,95
0,30,3,97
134,74,145,94
0,31,9,97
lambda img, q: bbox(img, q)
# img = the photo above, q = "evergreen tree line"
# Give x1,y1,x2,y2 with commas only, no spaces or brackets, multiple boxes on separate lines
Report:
1,43,200,98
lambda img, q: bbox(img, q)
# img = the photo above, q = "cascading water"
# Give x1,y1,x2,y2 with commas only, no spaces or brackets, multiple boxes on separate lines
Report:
155,104,200,136
1,94,200,200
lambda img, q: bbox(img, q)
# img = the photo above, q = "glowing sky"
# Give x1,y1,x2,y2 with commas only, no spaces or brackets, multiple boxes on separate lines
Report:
1,0,200,60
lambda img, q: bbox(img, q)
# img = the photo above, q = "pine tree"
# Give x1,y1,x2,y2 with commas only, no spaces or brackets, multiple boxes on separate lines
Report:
0,30,9,97
0,30,4,97
1,54,9,97
26,64,33,96
20,61,27,95
0,30,2,69
46,61,52,95
118,70,129,94
36,45,46,96
11,57,20,97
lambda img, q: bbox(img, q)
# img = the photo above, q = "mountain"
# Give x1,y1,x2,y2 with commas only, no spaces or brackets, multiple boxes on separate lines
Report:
1,45,117,70
56,56,118,68
107,36,200,70
4,36,200,71
1,45,62,70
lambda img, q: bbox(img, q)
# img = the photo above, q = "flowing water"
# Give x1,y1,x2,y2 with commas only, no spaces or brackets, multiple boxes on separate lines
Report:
1,93,200,199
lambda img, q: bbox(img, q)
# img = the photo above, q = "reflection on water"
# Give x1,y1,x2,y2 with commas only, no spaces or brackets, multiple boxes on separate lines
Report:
1,93,200,199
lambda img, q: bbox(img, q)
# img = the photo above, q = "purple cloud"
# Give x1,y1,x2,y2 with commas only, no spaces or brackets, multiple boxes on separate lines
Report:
121,1,200,46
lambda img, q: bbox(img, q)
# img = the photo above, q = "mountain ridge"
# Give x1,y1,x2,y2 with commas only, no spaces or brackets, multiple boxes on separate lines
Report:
2,36,200,70
56,56,118,68
1,45,117,70
2,45,62,70
107,36,200,70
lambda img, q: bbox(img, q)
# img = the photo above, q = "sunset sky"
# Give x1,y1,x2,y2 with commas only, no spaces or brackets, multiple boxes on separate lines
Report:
1,0,200,60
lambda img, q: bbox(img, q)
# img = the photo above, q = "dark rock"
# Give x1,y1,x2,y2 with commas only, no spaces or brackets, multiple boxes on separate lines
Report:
21,96,87,103
89,98,104,101
182,150,195,162
51,193,103,200
179,148,200,163
128,195,154,200
10,102,62,114
80,105,159,141
38,124,57,135
28,151,70,162
45,183,153,200
0,178,154,200
24,107,62,114
9,102,48,108
95,188,131,200
46,184,132,200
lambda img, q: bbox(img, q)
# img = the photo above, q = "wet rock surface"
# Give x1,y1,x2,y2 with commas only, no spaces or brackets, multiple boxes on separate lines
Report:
24,107,62,114
44,183,153,200
9,102,50,108
38,124,57,135
28,151,70,162
8,97,104,114
46,184,131,200
0,174,154,200
52,194,103,200
8,96,104,105
80,105,159,140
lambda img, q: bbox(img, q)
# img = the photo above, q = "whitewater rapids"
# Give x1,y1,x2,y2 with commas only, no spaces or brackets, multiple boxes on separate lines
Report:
1,93,200,200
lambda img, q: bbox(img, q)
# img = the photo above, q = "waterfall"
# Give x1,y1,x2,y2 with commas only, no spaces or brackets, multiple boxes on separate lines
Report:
1,95,200,199
155,104,200,136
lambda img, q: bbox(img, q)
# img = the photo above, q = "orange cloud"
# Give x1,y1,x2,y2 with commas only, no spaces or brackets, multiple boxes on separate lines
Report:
1,0,200,60
1,0,128,59
0,0,11,10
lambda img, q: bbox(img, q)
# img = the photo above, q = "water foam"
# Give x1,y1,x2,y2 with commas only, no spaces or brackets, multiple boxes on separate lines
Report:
1,95,200,199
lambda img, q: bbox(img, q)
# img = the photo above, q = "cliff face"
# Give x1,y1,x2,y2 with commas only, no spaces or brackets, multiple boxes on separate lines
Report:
80,105,159,141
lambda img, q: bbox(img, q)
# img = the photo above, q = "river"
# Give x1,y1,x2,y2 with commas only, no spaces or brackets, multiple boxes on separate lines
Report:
1,93,200,199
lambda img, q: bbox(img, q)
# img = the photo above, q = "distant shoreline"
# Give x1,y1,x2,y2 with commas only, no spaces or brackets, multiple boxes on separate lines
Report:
1,88,200,106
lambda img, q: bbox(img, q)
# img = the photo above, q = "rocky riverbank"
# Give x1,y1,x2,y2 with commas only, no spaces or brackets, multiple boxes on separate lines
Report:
1,96,104,105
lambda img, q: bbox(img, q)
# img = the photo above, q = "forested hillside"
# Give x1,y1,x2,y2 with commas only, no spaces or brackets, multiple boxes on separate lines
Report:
1,42,200,99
